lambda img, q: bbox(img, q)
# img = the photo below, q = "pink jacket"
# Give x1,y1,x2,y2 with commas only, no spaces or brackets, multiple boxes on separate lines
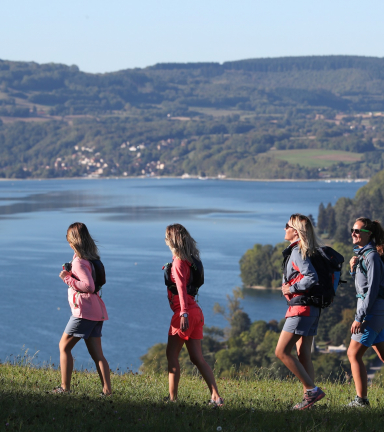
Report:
63,254,108,321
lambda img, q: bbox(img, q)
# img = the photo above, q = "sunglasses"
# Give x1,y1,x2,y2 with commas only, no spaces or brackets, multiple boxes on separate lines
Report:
285,223,294,230
350,228,370,234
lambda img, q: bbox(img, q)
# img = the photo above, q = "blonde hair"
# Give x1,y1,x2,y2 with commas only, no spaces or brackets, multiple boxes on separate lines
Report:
66,222,100,260
289,214,322,259
165,224,200,262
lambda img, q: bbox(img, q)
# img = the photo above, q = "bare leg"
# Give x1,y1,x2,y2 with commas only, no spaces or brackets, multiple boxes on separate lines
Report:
59,333,81,390
372,341,384,363
185,338,221,401
275,331,315,389
166,335,185,401
296,336,315,393
85,337,112,395
347,340,369,398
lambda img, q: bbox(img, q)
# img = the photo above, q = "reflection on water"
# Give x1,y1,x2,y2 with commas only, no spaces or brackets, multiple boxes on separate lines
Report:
0,191,248,222
0,191,106,216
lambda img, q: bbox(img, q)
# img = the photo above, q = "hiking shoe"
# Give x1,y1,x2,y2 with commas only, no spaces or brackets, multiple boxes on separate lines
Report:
163,395,177,403
346,395,370,408
52,386,70,394
292,388,325,410
209,397,224,407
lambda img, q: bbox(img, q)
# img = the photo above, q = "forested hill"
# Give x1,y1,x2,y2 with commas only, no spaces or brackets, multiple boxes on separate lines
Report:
1,55,384,179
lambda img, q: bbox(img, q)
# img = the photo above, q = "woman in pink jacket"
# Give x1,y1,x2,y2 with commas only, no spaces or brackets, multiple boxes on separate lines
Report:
53,222,111,395
164,223,223,406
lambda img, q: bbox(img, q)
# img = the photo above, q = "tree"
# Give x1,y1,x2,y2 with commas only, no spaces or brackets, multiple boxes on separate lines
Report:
230,310,251,338
317,203,326,233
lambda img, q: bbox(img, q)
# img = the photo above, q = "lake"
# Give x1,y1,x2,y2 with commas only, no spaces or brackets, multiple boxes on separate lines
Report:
0,178,364,370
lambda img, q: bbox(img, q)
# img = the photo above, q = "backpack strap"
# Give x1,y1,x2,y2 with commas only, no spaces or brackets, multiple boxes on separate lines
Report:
357,248,376,277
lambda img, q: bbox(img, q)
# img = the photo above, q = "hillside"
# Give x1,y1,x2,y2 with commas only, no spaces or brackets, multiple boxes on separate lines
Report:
1,363,384,431
1,56,384,179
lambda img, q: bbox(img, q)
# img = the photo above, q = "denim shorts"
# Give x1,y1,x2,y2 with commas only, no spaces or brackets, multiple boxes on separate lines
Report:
64,316,103,339
282,315,320,336
351,326,384,347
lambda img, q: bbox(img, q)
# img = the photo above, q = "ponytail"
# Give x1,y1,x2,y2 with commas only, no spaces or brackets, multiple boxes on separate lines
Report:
356,217,384,256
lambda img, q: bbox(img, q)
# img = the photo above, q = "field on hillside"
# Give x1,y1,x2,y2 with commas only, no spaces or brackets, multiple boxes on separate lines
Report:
1,363,384,431
268,149,363,168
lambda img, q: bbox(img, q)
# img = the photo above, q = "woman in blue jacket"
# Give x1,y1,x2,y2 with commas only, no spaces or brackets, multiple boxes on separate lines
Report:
347,217,384,407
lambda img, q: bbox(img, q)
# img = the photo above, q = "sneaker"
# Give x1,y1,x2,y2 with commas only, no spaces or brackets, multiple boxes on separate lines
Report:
292,388,325,410
209,397,224,407
163,395,177,403
346,395,370,408
52,386,70,394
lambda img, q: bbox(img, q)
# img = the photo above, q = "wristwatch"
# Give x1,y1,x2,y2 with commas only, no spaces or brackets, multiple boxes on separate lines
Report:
180,313,189,318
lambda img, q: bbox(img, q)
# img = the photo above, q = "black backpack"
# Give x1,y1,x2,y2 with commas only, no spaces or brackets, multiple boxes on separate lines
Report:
285,246,345,309
163,256,204,297
90,259,106,293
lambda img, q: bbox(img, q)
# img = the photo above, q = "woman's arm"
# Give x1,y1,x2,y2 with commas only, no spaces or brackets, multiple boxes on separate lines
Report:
350,256,358,277
355,253,383,322
172,258,190,315
63,259,95,293
289,250,318,293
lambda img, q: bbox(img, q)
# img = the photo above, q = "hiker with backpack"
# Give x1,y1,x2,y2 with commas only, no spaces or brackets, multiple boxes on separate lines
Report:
275,214,327,409
347,217,384,408
163,223,223,406
53,222,111,396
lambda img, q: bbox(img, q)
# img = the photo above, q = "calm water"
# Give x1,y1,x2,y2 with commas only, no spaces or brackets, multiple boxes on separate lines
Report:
0,178,364,370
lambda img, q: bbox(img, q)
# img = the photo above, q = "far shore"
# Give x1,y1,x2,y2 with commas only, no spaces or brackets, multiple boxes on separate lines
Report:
0,175,369,183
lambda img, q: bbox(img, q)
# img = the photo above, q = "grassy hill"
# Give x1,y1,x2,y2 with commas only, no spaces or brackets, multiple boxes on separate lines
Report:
1,56,384,179
1,363,384,431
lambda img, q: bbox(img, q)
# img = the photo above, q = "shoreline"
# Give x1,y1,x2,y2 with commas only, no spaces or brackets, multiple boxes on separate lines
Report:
0,175,369,183
244,285,281,290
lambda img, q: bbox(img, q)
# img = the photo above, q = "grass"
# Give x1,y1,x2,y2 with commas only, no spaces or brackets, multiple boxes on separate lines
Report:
1,359,384,432
268,149,363,168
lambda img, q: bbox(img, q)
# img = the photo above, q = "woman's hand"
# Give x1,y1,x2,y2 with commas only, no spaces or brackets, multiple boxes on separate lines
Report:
351,320,363,334
59,270,70,280
349,256,359,272
282,283,291,295
180,316,189,332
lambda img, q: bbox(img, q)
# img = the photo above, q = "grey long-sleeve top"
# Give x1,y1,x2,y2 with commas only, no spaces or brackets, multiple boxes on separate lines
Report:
352,242,384,323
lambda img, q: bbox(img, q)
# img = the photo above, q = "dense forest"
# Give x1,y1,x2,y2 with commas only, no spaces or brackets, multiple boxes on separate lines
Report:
1,56,384,179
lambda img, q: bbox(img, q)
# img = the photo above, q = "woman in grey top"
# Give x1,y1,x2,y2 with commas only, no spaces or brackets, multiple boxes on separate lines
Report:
347,217,384,407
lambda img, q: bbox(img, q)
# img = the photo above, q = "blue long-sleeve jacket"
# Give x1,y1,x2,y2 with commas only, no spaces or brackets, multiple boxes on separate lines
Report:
352,242,384,323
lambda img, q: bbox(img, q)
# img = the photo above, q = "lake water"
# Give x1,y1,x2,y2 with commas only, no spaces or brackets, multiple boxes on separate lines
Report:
0,178,364,370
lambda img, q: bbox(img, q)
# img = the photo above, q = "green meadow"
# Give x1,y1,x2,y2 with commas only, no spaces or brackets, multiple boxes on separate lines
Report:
268,149,363,169
1,362,384,432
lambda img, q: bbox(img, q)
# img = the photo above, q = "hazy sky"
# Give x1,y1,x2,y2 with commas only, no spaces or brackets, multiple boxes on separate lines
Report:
1,0,383,73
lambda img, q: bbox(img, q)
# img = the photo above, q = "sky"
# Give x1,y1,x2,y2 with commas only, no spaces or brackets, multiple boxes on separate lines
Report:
1,0,384,74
